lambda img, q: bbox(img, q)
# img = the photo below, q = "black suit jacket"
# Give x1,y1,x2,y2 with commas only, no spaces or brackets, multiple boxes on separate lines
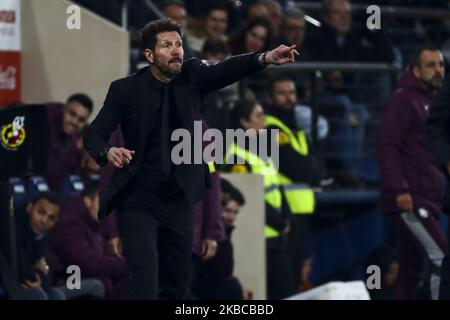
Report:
84,53,265,219
427,76,450,214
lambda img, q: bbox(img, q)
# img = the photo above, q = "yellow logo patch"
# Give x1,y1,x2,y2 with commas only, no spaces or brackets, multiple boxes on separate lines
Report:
277,132,289,145
1,116,26,151
231,164,248,173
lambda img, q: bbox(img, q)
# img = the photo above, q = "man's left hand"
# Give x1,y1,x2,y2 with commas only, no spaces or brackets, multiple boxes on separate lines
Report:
265,44,300,65
20,273,42,289
34,258,50,275
201,239,218,261
107,237,123,258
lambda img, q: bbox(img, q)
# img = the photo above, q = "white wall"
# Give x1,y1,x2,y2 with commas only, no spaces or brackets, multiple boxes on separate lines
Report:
21,0,129,117
221,173,266,300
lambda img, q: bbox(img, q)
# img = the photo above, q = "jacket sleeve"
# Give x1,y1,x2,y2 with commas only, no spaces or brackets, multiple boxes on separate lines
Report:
203,239,234,280
427,77,450,171
99,213,119,240
265,203,288,232
268,125,323,185
189,53,266,96
51,221,126,277
377,93,413,195
201,171,224,241
83,81,124,166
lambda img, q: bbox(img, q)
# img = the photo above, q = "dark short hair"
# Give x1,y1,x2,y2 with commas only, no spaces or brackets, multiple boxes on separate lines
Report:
245,1,265,18
30,191,62,209
141,18,182,51
82,179,100,199
233,16,273,53
409,45,441,70
202,38,230,57
267,74,295,96
322,0,338,16
220,178,235,194
67,93,94,113
231,99,259,129
229,187,245,206
162,0,185,10
205,3,228,17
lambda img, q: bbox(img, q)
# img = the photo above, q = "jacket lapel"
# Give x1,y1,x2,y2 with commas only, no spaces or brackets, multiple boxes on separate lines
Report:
173,77,194,131
138,67,160,160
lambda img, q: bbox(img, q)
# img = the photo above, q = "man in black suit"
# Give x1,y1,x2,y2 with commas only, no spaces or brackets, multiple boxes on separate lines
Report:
427,76,450,300
83,18,298,299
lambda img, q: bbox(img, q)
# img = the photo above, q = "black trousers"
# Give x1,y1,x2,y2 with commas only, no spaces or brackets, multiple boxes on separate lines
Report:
266,237,296,300
288,215,310,286
118,189,193,300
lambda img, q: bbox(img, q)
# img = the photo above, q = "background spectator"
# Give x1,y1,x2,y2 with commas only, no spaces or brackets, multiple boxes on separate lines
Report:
162,0,197,59
377,46,447,300
15,192,65,300
191,181,249,300
229,16,273,55
45,93,93,192
364,245,399,300
48,180,126,299
185,4,229,53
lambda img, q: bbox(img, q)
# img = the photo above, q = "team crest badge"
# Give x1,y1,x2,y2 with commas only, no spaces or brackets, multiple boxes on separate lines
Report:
1,116,26,151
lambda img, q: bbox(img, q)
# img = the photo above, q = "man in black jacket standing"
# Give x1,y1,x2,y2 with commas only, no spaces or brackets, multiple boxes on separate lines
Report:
83,18,297,299
427,76,450,300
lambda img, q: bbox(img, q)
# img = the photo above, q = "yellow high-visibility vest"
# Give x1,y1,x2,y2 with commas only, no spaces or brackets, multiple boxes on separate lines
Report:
208,161,216,173
265,114,315,215
225,143,282,238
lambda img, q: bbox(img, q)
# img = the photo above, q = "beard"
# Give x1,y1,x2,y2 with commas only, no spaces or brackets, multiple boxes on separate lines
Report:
154,55,182,78
424,75,444,91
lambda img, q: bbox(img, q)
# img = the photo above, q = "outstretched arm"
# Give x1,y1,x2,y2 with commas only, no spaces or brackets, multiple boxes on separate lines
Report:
196,44,299,95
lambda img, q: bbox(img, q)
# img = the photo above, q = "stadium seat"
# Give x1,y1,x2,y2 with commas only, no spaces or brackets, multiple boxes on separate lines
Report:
26,176,49,202
61,175,85,198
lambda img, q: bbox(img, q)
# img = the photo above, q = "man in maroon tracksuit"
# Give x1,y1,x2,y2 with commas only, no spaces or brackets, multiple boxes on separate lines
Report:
49,180,126,299
377,45,447,299
45,94,93,192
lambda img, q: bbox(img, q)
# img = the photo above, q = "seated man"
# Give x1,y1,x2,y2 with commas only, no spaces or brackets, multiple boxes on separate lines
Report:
191,181,249,300
48,180,126,299
45,93,93,192
15,192,65,300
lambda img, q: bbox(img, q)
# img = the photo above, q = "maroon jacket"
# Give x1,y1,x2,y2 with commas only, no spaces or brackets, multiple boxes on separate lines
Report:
45,103,82,192
377,71,444,215
192,120,223,256
192,170,223,256
48,196,126,279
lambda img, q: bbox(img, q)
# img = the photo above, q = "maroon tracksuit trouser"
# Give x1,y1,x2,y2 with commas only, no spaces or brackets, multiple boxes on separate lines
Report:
392,209,447,300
